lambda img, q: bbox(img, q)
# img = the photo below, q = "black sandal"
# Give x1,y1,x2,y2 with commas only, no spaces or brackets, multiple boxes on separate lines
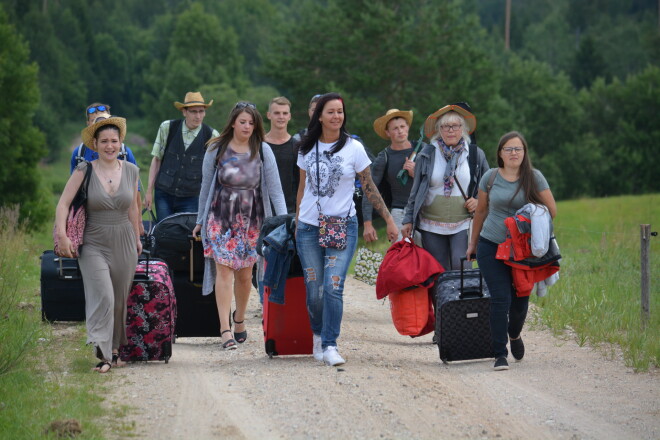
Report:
111,352,124,367
94,361,111,374
221,329,237,350
233,310,247,344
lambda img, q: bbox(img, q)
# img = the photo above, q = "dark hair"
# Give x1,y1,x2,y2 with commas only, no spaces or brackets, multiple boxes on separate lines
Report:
94,124,120,139
207,104,265,161
299,93,349,155
496,131,544,205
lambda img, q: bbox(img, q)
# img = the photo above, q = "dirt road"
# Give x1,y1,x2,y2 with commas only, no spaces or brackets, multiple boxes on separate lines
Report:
107,276,659,439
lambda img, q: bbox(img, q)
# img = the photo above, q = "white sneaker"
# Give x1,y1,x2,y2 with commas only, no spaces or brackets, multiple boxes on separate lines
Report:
323,346,345,366
313,334,323,362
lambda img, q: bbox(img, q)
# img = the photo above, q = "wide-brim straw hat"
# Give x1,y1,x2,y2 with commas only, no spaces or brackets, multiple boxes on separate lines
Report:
424,103,476,138
373,109,414,140
174,91,214,110
81,116,127,151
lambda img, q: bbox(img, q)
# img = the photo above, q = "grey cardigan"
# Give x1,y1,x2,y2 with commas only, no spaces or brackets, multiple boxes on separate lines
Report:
402,142,489,229
196,142,287,295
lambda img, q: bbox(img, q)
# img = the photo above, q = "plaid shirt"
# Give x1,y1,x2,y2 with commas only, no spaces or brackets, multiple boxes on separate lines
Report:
150,120,219,159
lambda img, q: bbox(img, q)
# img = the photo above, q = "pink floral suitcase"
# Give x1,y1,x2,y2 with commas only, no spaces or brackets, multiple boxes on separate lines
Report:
119,258,177,363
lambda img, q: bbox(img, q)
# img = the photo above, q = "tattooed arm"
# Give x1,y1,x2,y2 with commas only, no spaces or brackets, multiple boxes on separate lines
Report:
356,167,399,242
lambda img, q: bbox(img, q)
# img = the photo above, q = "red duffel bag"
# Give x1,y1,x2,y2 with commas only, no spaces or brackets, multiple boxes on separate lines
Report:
376,238,444,299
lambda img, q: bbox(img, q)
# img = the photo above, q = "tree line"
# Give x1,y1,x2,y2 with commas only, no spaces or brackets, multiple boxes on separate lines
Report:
0,0,658,229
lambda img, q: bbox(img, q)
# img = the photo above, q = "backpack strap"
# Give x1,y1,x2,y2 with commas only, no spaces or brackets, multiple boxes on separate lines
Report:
118,143,127,160
75,143,87,164
163,119,183,157
467,143,478,198
486,168,498,201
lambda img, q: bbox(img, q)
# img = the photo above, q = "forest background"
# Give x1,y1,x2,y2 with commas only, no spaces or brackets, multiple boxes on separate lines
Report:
0,0,658,229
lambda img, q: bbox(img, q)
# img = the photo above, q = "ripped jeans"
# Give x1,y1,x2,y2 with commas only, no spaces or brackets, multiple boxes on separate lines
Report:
296,217,358,349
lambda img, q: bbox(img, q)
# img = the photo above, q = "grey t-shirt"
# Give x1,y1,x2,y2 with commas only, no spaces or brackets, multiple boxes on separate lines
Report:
385,147,414,209
479,168,549,244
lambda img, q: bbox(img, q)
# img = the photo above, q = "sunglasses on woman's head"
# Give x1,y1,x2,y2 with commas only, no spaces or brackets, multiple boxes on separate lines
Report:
234,101,256,110
87,105,108,114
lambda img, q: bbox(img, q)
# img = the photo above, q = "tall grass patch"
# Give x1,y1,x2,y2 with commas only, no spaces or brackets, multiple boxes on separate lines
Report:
534,194,660,371
0,208,122,439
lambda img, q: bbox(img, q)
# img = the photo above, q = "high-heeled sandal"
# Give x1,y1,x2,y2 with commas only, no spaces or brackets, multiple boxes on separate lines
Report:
221,329,237,350
232,310,247,344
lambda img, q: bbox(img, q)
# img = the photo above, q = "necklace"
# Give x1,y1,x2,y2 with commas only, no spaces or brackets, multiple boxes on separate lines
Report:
96,161,121,184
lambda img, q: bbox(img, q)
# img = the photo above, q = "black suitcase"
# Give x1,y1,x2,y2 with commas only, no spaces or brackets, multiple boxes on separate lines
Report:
433,258,494,363
40,250,86,322
172,273,220,338
151,212,203,274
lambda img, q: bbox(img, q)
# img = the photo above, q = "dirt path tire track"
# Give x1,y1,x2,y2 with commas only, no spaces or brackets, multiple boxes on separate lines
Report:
107,277,659,439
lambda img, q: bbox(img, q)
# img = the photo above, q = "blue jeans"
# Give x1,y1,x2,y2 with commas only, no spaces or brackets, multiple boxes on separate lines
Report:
154,188,199,222
296,216,358,349
476,236,529,359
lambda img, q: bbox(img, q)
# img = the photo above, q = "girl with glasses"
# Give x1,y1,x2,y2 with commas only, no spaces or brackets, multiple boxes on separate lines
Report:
466,131,557,371
193,103,287,350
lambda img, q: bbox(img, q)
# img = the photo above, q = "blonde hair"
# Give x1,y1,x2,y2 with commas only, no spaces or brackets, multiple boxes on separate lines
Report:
431,111,471,146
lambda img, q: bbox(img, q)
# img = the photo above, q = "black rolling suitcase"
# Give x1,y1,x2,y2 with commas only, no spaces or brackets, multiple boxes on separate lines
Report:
152,212,220,337
433,257,494,363
40,250,86,322
152,212,203,274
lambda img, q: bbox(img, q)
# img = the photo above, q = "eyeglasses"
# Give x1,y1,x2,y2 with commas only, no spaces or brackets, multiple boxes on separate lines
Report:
502,147,524,154
234,101,256,110
87,105,108,114
440,124,462,132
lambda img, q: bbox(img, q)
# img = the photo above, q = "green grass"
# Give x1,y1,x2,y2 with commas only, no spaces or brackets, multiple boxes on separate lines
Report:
356,194,660,371
0,209,127,439
533,194,660,371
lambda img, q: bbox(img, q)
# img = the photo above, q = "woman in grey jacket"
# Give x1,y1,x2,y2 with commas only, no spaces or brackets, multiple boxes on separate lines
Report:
193,102,286,350
401,103,489,271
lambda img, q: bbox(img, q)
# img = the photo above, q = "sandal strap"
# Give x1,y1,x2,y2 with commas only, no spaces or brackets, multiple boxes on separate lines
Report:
232,310,244,324
221,329,232,335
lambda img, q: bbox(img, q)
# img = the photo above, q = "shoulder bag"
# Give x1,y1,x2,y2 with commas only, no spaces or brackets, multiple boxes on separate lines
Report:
53,162,93,257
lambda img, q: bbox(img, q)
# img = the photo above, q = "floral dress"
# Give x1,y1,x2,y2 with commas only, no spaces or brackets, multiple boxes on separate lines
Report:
204,146,264,270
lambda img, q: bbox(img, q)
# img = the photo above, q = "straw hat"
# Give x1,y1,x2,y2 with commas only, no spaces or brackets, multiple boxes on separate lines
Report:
424,103,476,138
373,109,413,140
81,116,127,151
174,91,214,110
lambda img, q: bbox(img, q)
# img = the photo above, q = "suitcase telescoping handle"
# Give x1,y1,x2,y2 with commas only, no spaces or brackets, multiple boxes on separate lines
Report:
459,256,484,299
135,250,152,282
189,234,202,284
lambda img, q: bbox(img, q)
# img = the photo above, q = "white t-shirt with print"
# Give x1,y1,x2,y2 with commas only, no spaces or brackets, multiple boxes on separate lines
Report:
297,138,371,226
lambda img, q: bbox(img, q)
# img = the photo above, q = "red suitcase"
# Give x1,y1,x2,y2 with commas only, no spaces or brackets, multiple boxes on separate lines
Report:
263,256,313,358
120,257,177,363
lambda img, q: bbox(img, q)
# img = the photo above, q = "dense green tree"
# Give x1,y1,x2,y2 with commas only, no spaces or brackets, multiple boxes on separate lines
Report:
570,36,607,89
0,7,51,228
140,2,248,132
496,55,585,198
264,0,503,153
581,66,660,196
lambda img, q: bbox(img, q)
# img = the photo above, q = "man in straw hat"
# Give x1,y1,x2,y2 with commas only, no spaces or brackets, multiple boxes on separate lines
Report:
70,103,140,174
362,108,423,242
145,91,219,221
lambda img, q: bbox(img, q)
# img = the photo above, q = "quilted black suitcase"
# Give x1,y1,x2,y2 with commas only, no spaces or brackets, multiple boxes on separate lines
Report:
433,258,494,363
40,250,86,322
